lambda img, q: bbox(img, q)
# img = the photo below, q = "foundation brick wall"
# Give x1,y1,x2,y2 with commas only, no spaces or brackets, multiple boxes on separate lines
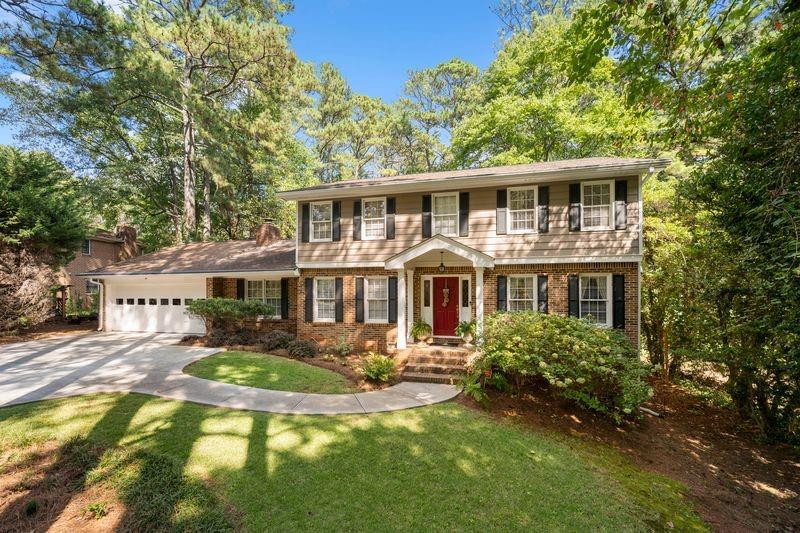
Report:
205,276,297,334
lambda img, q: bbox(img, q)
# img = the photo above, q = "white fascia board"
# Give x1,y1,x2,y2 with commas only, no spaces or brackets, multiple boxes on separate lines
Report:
277,161,670,202
297,261,386,269
385,235,495,270
88,269,299,281
494,255,643,265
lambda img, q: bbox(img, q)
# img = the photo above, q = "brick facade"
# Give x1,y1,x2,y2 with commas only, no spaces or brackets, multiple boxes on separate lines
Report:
60,239,125,301
205,276,297,334
295,262,639,353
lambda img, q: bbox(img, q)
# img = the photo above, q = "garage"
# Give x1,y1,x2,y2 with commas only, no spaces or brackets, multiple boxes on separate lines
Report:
104,278,207,334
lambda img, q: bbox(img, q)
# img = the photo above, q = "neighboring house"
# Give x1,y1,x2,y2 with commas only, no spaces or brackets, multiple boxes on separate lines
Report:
81,157,668,353
60,227,140,303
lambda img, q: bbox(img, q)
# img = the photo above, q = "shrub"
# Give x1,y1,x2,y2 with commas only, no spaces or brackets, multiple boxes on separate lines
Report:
228,329,259,346
329,335,353,357
205,330,228,347
287,339,317,358
259,330,295,351
468,311,653,422
361,353,396,382
185,298,273,333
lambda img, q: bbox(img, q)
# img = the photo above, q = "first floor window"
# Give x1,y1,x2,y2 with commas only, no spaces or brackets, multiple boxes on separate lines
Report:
362,197,386,239
365,277,388,322
582,181,613,230
245,280,282,318
311,201,332,241
508,187,537,233
85,280,99,294
580,275,609,325
433,193,458,236
508,276,536,311
314,278,336,322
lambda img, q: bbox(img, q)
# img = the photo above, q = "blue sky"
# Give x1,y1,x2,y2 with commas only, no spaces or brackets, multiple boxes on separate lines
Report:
0,0,502,146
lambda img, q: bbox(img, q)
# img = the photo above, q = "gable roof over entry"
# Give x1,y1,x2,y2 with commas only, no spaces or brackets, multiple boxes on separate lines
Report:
385,235,494,270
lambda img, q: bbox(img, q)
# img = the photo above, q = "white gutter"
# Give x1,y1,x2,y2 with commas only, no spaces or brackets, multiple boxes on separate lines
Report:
83,269,299,280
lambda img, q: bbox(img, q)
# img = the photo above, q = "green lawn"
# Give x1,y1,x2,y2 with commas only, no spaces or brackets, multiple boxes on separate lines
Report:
184,350,358,394
0,394,706,532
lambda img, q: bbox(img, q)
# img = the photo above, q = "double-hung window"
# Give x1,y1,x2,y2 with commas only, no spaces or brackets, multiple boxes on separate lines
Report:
314,278,336,322
81,239,91,255
85,279,99,294
579,274,611,326
508,275,537,311
245,280,282,318
310,201,333,242
581,181,613,230
508,186,537,233
365,277,388,323
432,192,458,236
362,197,386,240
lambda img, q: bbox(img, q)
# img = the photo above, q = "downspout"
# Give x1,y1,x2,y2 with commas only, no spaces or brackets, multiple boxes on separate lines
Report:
637,166,655,357
97,279,105,332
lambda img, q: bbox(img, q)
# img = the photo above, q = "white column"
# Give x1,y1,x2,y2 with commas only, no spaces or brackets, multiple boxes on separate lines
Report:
475,267,484,336
406,268,414,343
396,269,407,349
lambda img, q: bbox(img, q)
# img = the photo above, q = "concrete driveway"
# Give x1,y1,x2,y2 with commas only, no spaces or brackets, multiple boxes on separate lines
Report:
0,332,459,414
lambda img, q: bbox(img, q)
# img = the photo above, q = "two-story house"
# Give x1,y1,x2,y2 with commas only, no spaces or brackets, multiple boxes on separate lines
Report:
82,157,668,354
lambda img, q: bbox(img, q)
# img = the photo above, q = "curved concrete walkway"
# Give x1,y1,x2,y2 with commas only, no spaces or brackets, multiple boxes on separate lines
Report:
0,332,460,414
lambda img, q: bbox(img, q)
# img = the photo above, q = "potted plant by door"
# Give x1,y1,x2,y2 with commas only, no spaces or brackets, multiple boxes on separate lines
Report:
455,320,477,346
410,319,433,345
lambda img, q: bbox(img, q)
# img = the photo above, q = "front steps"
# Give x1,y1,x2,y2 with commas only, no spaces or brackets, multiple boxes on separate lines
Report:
397,344,473,385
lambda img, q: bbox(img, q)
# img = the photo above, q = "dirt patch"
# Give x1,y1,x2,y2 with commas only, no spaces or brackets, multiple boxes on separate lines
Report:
0,441,123,532
0,320,97,345
458,379,800,532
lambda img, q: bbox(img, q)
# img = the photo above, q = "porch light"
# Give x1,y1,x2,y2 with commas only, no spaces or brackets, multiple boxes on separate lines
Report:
438,251,445,273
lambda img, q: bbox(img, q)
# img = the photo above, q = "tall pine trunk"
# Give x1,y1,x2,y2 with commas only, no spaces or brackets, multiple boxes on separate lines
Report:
202,171,211,240
181,54,196,241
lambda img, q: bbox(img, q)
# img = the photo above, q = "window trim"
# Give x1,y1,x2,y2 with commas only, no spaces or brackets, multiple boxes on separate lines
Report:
364,276,389,324
578,273,613,327
506,275,538,312
580,180,615,231
85,279,100,294
81,239,92,255
310,201,333,242
245,279,282,320
507,186,538,234
431,191,460,237
361,196,387,241
313,277,336,323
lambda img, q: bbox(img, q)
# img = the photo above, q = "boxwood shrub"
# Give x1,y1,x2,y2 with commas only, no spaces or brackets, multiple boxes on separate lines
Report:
467,311,653,422
185,298,273,333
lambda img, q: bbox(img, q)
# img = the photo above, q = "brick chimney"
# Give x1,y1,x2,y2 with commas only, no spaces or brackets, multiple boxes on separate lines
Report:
250,221,282,246
115,225,140,259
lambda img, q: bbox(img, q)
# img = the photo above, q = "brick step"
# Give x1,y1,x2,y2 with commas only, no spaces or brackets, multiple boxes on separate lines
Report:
404,362,464,375
401,372,463,385
406,354,468,366
399,345,473,357
431,336,464,347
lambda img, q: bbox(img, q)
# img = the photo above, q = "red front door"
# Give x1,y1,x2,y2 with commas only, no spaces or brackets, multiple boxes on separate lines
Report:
433,277,460,336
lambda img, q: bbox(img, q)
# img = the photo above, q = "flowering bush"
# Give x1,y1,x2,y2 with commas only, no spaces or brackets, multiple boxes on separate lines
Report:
361,353,395,382
466,312,653,422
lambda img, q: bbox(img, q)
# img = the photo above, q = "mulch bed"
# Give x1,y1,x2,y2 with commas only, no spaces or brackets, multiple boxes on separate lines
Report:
0,320,97,345
458,379,800,532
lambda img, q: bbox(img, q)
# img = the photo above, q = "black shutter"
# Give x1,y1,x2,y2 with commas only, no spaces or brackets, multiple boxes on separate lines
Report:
537,275,548,313
496,189,507,235
497,275,507,311
304,278,313,322
332,201,341,241
355,277,364,323
422,195,432,238
614,180,628,230
388,277,398,324
569,184,581,231
613,274,625,329
334,277,343,323
353,200,362,240
280,278,289,319
568,275,579,317
301,203,310,242
386,197,396,239
538,186,549,233
459,192,469,237
236,278,245,300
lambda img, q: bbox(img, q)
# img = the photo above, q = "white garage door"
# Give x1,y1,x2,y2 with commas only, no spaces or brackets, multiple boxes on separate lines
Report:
105,280,206,334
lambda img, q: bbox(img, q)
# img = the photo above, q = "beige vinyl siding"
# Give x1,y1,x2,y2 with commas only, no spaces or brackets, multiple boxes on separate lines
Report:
297,176,640,263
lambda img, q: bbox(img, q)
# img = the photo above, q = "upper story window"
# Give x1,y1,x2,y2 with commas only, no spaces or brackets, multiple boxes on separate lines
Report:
581,181,613,230
508,275,537,311
432,192,458,236
508,186,537,233
580,274,611,326
362,197,386,240
314,277,336,322
245,280,281,318
81,239,91,255
365,277,389,323
310,201,333,242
